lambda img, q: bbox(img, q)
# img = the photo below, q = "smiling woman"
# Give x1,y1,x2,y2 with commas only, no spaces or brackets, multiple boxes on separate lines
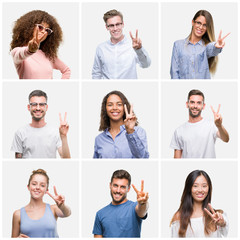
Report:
170,170,228,238
11,169,71,238
170,10,230,79
93,90,149,158
10,10,70,79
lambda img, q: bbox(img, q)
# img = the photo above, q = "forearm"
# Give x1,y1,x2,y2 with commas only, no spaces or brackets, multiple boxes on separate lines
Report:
58,203,71,217
60,135,71,158
217,125,229,142
136,202,149,218
11,46,33,65
207,42,222,58
135,47,151,68
174,149,182,158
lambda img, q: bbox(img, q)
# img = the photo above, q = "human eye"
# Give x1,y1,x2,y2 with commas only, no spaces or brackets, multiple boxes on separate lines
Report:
116,23,121,27
108,24,114,28
190,101,194,104
121,186,126,190
197,101,202,105
31,103,37,107
118,103,123,106
39,103,45,107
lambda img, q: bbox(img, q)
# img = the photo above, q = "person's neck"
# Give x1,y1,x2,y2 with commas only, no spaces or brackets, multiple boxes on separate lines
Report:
189,33,202,45
112,198,128,206
188,115,203,123
30,118,46,128
110,34,124,45
109,119,124,132
28,198,45,208
192,201,204,218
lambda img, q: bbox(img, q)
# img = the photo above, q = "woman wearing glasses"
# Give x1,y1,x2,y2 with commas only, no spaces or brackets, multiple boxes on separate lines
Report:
170,170,228,237
11,169,71,238
93,90,149,158
170,10,230,79
10,10,70,79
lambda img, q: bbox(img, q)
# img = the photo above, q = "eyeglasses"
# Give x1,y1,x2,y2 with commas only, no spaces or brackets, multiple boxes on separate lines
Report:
188,100,204,106
107,23,123,30
35,24,53,35
194,21,207,29
29,102,47,108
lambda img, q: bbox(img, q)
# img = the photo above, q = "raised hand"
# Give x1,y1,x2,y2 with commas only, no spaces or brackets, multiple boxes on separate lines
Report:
211,104,222,128
59,112,69,137
204,203,225,226
47,186,65,207
130,30,142,50
132,180,149,205
215,30,230,49
124,104,136,134
28,25,48,53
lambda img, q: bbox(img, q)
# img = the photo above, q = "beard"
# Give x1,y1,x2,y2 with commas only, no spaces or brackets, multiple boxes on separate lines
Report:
110,190,127,204
31,110,45,121
189,107,202,118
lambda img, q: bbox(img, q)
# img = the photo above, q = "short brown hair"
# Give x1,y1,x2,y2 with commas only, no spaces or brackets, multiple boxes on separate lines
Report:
28,169,49,189
111,169,131,186
103,9,123,23
187,89,205,102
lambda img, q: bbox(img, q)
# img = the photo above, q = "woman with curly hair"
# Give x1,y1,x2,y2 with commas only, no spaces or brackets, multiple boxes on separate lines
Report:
10,10,70,79
93,90,149,158
11,169,71,238
170,10,230,79
170,170,228,237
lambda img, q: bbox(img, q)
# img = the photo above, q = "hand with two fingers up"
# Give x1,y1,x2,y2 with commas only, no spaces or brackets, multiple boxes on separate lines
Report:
130,30,142,50
124,104,137,134
204,203,226,227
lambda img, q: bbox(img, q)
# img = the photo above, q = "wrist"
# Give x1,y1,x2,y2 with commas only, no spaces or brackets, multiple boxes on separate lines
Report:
126,128,135,134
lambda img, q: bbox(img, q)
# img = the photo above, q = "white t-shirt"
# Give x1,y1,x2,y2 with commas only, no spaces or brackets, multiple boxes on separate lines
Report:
170,118,218,158
171,213,229,237
11,124,62,158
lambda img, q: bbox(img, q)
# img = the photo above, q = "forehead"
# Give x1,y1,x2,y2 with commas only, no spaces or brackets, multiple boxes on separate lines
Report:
106,16,122,25
31,174,48,183
195,15,206,24
111,178,129,186
193,175,208,185
189,95,203,102
30,96,47,103
107,94,122,103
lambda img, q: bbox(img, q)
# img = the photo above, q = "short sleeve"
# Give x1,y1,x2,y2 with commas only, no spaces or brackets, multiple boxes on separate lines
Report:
92,212,103,235
171,221,180,237
170,129,182,150
11,131,23,153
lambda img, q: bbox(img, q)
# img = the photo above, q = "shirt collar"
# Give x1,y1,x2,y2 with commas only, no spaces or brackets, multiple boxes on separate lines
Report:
108,35,126,46
185,37,204,46
105,125,126,136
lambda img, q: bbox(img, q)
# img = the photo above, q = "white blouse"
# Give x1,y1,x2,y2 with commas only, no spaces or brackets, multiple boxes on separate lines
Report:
171,213,229,238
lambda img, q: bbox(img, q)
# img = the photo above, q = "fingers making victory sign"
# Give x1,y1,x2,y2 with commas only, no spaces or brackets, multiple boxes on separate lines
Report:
59,112,69,137
47,186,65,207
124,104,136,134
28,26,48,53
132,180,149,205
211,104,222,128
130,30,142,50
215,30,230,49
204,203,225,226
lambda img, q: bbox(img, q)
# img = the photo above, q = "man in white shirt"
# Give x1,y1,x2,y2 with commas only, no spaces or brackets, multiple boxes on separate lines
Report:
170,89,229,158
11,90,71,158
92,9,151,79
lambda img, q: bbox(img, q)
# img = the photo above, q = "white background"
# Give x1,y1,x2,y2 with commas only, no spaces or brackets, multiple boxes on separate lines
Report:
161,160,238,237
82,160,159,238
2,160,79,237
2,81,79,158
161,2,238,79
81,2,159,79
2,2,79,79
161,81,238,158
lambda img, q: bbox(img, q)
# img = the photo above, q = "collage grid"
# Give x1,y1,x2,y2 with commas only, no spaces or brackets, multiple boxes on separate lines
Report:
0,0,239,238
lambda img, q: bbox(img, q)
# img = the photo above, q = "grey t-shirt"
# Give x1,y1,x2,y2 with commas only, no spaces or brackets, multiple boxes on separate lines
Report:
170,118,218,158
11,124,62,158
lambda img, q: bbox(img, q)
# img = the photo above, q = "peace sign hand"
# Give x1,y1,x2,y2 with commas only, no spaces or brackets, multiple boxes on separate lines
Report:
132,180,149,205
130,30,142,50
124,104,136,134
47,186,65,208
211,104,222,128
204,203,225,227
28,25,48,53
215,30,230,49
59,112,69,137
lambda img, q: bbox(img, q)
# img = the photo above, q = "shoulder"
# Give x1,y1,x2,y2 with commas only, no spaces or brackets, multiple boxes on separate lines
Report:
95,131,106,140
14,124,30,135
13,209,21,219
172,211,180,222
134,126,146,133
174,121,188,132
173,39,186,46
96,41,109,51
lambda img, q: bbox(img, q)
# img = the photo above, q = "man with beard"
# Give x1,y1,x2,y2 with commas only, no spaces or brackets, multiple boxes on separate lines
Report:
11,90,70,158
92,9,151,79
170,89,229,158
92,169,149,237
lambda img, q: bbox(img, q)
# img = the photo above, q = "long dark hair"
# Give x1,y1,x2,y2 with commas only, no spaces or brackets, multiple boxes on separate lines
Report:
99,90,138,131
171,170,219,237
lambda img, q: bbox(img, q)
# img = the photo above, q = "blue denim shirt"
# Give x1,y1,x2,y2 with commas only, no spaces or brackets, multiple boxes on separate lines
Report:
93,125,149,158
170,38,222,79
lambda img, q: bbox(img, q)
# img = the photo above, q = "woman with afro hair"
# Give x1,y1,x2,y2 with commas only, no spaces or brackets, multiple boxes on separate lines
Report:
10,10,71,79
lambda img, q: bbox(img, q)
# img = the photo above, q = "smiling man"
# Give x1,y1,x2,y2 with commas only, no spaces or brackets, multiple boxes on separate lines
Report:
92,170,149,238
170,89,229,158
11,90,70,158
92,9,151,79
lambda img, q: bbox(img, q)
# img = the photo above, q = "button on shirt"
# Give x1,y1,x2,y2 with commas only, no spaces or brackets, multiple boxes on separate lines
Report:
170,38,222,79
93,125,149,158
92,36,151,79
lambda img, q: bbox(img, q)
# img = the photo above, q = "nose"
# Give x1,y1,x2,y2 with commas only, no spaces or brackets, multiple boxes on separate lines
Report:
36,104,40,110
116,186,121,192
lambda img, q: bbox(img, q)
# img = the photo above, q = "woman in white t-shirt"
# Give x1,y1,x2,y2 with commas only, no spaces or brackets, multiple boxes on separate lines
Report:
170,170,228,237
